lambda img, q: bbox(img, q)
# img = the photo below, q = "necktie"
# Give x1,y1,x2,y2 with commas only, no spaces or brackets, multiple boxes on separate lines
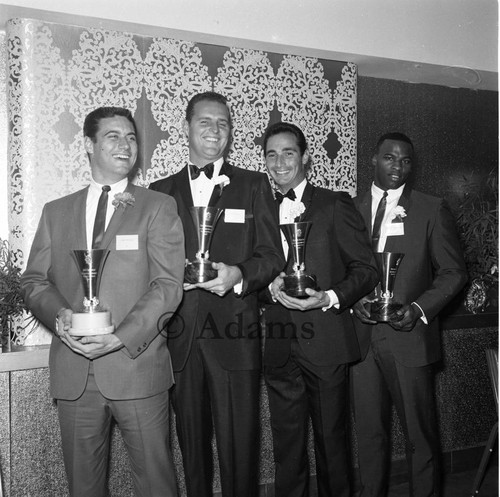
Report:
92,185,111,248
372,191,388,252
190,163,214,180
275,188,296,204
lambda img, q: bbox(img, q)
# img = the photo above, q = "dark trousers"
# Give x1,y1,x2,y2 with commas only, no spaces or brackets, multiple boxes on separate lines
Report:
264,339,350,497
351,331,440,497
57,368,177,497
172,339,260,497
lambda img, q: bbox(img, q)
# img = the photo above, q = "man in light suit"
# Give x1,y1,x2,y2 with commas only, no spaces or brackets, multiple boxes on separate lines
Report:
21,107,185,497
260,122,378,497
351,132,467,497
149,92,284,497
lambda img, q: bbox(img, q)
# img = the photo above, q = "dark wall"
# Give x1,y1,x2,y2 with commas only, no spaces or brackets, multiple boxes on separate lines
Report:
356,76,498,209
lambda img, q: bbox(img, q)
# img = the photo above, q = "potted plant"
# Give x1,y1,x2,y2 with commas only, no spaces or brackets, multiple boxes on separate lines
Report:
0,238,37,351
455,168,498,314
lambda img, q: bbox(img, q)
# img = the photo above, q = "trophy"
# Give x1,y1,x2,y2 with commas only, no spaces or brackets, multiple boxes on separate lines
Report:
184,206,223,284
281,222,318,298
370,252,405,322
69,249,114,336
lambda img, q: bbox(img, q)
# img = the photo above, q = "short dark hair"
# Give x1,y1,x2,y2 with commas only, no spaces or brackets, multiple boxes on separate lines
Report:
83,107,137,141
263,122,308,156
185,91,231,125
375,132,414,154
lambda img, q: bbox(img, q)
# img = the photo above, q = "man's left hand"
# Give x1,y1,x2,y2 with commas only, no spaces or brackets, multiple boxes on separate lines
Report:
390,303,422,332
194,262,243,297
66,333,124,360
275,287,330,311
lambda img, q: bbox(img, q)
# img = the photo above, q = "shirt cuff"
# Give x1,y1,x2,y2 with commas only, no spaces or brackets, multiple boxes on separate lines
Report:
322,289,339,312
233,279,243,295
412,301,428,324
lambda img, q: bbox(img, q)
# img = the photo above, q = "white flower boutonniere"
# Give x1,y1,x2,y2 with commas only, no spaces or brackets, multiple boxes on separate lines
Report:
214,174,230,189
391,206,407,222
112,192,135,210
289,201,306,221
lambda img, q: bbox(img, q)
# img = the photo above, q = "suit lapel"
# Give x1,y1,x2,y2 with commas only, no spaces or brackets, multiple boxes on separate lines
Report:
357,191,372,236
208,161,234,207
73,187,89,249
101,183,135,250
299,182,314,222
384,185,412,252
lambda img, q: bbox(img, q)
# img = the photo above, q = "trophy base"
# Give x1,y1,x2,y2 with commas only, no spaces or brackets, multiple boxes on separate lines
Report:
184,260,218,284
370,301,403,323
69,310,114,336
283,273,317,299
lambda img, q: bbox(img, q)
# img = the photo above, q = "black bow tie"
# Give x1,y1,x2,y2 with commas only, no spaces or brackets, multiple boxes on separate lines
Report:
190,163,214,180
275,189,296,204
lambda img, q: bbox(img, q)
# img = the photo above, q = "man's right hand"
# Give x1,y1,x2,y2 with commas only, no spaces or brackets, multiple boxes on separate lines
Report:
352,297,377,324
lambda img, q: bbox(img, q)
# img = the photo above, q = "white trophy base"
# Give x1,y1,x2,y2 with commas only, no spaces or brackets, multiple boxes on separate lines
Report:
69,311,114,337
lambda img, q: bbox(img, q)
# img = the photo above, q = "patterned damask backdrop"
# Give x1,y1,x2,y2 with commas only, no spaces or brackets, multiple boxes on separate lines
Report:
3,18,357,344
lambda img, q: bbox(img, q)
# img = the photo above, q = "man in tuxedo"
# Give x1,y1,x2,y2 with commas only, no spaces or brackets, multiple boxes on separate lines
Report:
351,132,467,497
149,91,284,497
21,107,185,497
261,122,378,497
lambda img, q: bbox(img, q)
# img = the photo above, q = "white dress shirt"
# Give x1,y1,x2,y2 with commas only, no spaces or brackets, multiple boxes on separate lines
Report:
189,157,224,207
86,177,128,249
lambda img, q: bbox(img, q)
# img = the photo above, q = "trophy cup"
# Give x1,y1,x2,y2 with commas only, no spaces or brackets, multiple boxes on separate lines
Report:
69,249,114,336
184,206,223,284
281,222,318,298
370,252,405,322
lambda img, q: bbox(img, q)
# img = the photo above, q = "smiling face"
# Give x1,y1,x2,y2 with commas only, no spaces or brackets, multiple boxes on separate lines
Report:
372,139,413,191
184,99,231,166
265,132,309,193
85,116,138,184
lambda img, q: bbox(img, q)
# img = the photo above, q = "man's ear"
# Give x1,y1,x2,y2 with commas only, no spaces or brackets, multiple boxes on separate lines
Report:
371,154,377,166
302,149,310,166
84,136,94,155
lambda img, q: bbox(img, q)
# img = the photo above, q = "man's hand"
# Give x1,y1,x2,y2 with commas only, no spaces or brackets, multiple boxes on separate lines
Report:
351,296,377,324
194,262,243,297
269,273,286,302
389,303,422,332
275,287,330,311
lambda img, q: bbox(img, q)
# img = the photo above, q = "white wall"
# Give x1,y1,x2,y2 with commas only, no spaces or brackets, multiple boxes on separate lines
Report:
0,0,497,90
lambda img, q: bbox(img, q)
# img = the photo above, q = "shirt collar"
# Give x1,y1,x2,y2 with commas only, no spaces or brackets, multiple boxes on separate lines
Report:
90,177,128,195
371,182,405,202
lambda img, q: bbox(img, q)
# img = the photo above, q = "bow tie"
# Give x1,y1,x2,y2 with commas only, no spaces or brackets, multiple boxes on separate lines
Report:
275,188,296,204
190,163,214,180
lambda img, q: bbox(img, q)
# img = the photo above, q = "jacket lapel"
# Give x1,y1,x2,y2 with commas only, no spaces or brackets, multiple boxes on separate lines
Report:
298,182,314,222
384,185,412,252
208,161,234,207
357,191,372,236
73,187,89,249
100,183,135,249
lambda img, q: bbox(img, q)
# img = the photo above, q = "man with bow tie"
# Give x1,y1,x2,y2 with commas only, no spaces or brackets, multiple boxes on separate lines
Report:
351,132,467,497
261,122,378,497
149,91,284,497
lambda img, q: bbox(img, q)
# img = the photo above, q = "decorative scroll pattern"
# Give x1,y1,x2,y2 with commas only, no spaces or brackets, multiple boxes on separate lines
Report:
3,18,357,345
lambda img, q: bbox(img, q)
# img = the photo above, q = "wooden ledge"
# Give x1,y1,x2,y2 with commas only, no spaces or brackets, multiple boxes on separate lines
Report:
0,345,50,372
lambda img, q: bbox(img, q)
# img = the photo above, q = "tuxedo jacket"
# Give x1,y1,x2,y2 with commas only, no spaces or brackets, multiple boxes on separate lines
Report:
21,183,185,400
262,183,378,368
149,162,284,372
353,185,467,367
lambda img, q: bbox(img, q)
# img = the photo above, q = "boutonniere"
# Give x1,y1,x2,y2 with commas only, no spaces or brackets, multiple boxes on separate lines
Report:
213,174,230,196
391,206,407,222
290,201,306,221
112,192,135,210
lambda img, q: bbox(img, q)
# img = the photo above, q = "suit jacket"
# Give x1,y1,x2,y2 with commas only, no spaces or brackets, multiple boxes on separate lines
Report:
263,183,378,367
353,185,467,367
21,183,185,400
149,162,284,371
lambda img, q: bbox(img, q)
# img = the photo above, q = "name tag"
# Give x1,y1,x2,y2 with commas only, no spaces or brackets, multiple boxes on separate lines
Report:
224,208,245,224
116,234,139,250
387,223,404,236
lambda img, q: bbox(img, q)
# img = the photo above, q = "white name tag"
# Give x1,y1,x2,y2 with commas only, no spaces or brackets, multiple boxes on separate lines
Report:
224,208,245,224
387,223,405,236
116,234,139,250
